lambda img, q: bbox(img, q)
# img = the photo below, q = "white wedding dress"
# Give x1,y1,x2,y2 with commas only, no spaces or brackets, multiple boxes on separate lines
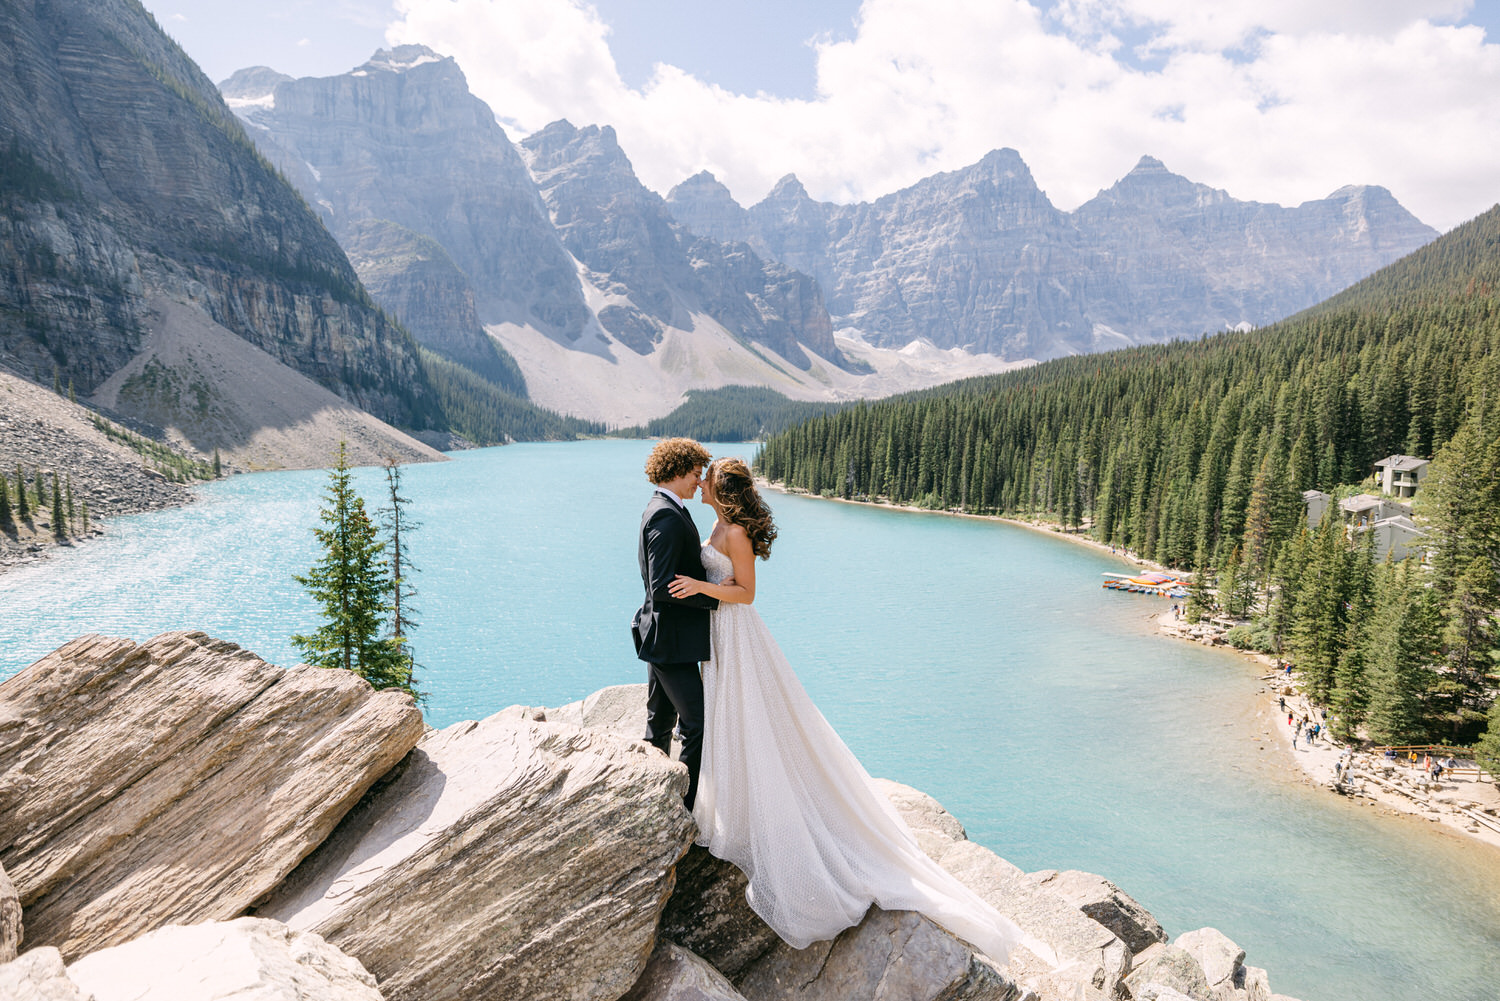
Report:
692,542,1045,965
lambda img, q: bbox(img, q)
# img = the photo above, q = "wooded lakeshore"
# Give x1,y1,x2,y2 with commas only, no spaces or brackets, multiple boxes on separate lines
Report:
757,206,1500,763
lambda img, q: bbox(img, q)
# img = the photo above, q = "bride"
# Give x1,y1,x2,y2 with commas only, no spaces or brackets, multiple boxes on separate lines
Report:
666,457,1050,967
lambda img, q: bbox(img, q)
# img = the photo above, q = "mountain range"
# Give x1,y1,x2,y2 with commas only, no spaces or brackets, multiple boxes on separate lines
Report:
666,153,1438,358
0,12,1450,457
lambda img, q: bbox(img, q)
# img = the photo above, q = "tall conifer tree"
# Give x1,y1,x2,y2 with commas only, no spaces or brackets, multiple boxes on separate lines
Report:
292,443,409,695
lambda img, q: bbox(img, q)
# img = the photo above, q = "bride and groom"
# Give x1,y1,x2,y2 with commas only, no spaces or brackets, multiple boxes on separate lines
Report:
631,437,1048,966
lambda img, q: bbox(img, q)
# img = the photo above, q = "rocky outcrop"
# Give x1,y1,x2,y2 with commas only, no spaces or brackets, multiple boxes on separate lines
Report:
1,861,20,963
0,632,424,960
736,908,1021,1001
3,649,1310,1001
66,918,383,1001
666,154,1437,360
257,706,696,1001
0,947,86,1001
1024,869,1167,956
622,940,748,1001
0,0,435,430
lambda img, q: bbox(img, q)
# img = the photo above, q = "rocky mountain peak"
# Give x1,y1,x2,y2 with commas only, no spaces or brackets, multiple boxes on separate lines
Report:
765,173,812,203
521,120,633,180
361,44,450,73
669,170,734,202
217,66,292,103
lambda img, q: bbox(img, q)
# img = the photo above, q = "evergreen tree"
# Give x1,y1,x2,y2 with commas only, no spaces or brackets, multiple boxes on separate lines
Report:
291,443,409,695
1475,695,1500,782
65,475,75,529
1364,559,1440,745
50,472,65,539
1290,512,1349,702
0,476,11,529
1329,534,1377,737
33,467,46,508
1434,557,1499,740
80,500,90,535
14,465,30,522
373,458,421,699
213,448,222,477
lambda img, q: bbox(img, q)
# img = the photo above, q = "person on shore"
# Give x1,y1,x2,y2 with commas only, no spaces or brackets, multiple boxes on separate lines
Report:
1287,711,1294,726
1279,696,1286,713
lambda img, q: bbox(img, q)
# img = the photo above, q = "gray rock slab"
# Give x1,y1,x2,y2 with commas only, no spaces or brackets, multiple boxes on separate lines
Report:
1134,986,1201,1001
870,778,968,860
621,940,748,1001
1,861,20,963
0,947,87,1001
1024,869,1167,955
1174,928,1245,992
735,907,1024,1001
658,845,784,981
1242,966,1271,1001
0,632,425,961
937,840,1128,998
258,710,695,1001
1123,945,1212,1001
66,917,381,1001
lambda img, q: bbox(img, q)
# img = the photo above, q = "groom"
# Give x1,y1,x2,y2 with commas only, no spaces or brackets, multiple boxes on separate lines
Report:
633,437,717,810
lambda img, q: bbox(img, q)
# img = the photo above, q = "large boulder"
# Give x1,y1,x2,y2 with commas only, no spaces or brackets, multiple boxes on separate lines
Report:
621,940,748,1001
257,707,696,1001
1,861,20,963
0,947,87,1001
1025,870,1167,955
1123,945,1212,1001
938,841,1127,999
66,917,381,1001
874,781,1130,1000
0,632,425,960
734,908,1023,1001
1174,928,1246,1000
661,844,1023,1001
659,846,784,980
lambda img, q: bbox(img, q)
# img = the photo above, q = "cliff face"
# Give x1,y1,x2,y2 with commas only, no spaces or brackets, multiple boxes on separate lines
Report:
667,152,1439,359
226,47,588,361
0,0,432,427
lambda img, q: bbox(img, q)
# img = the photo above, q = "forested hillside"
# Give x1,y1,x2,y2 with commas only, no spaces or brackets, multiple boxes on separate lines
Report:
759,205,1500,749
616,386,851,441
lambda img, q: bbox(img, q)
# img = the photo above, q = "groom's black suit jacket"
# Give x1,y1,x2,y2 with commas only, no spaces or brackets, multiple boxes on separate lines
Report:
633,491,718,664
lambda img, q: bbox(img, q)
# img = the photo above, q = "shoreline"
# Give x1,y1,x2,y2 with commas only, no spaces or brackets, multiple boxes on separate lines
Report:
761,480,1500,855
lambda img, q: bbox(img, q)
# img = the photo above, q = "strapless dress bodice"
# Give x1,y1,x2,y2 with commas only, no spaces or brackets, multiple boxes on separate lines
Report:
701,542,734,584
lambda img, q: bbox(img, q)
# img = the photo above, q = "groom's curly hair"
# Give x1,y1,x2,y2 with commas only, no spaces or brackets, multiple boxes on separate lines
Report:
645,437,712,484
710,458,777,559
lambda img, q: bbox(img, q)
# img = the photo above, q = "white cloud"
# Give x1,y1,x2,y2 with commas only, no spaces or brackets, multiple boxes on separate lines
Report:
297,37,312,47
387,0,1500,231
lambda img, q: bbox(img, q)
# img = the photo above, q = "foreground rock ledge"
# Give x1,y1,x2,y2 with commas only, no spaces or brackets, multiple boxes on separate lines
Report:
258,706,697,1001
0,632,425,960
66,917,383,1001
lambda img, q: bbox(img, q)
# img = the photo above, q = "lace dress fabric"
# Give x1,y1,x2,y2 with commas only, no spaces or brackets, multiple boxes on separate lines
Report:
692,543,1042,964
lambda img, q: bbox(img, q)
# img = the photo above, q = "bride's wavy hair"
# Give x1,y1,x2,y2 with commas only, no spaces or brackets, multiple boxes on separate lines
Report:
710,458,777,559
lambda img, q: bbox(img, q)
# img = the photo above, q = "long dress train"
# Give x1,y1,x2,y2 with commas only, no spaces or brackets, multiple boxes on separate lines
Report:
691,543,1046,965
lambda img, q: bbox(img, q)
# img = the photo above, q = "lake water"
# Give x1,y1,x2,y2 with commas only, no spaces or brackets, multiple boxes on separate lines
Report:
3,439,1497,1000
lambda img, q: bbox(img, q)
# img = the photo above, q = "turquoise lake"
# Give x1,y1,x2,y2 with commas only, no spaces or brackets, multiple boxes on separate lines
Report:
3,439,1497,1000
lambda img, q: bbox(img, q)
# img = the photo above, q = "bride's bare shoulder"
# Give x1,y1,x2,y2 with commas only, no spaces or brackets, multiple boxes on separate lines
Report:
723,522,753,550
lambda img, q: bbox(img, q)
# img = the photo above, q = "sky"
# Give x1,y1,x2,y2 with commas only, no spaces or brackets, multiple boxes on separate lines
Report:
149,0,1500,232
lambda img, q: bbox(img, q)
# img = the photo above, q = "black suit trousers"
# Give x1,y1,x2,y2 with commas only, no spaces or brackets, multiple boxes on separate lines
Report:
644,660,705,810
